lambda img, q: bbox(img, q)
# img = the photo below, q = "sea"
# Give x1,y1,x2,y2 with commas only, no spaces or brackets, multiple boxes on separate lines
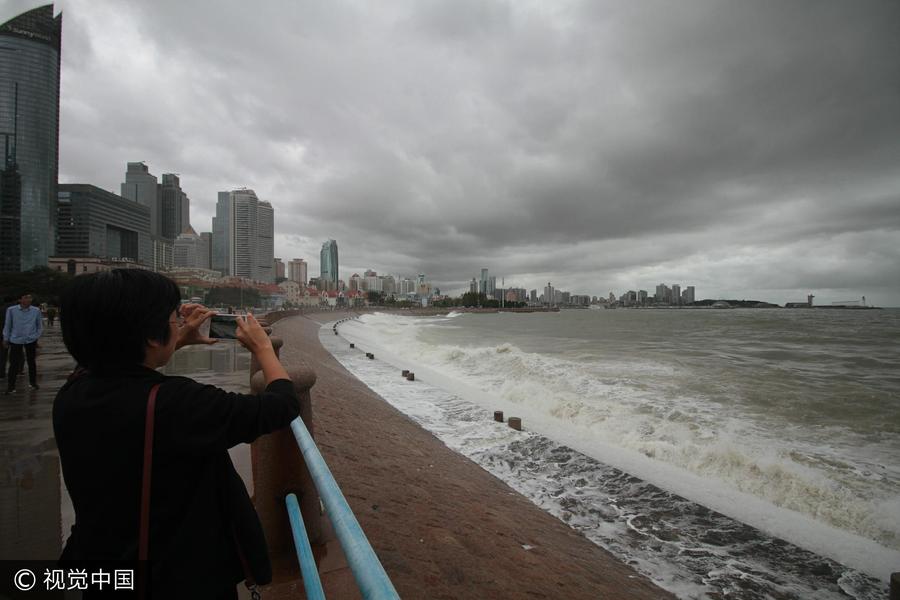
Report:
321,308,900,599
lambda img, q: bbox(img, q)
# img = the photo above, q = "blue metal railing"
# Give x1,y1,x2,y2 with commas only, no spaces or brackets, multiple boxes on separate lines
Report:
288,416,400,600
286,493,326,600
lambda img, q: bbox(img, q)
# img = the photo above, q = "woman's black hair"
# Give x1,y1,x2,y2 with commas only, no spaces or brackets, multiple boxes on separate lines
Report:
60,269,181,370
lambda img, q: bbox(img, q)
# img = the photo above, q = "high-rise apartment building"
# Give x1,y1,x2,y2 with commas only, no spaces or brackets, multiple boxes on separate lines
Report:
655,283,671,304
671,284,681,306
54,184,152,265
274,257,285,280
0,5,62,272
256,200,274,282
212,188,274,282
320,239,339,286
479,268,489,295
682,286,696,305
288,258,307,285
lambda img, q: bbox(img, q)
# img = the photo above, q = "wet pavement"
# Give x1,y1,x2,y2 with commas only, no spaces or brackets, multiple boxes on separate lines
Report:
0,325,253,561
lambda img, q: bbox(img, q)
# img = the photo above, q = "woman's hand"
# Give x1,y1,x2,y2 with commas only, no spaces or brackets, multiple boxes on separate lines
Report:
175,303,217,350
234,313,273,355
235,313,290,385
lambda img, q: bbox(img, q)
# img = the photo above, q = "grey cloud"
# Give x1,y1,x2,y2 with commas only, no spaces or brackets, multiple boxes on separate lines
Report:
53,0,900,303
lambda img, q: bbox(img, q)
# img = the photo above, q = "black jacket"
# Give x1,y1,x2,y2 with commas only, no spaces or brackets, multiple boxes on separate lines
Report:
53,364,299,597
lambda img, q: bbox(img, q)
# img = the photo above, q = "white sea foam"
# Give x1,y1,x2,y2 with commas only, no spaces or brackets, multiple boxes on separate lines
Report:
333,313,900,582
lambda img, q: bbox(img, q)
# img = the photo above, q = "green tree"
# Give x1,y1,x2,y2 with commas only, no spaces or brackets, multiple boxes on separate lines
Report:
0,266,74,305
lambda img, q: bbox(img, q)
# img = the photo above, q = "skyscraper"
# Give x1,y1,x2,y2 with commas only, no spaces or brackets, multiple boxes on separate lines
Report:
212,188,274,282
121,162,160,237
256,199,274,283
212,191,230,274
0,5,62,272
320,239,338,286
159,173,189,240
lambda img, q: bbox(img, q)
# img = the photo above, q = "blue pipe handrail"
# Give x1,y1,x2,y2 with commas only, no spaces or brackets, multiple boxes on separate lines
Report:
286,493,326,600
290,416,400,600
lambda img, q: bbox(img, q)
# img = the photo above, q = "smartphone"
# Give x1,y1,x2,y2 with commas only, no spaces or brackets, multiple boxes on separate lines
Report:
208,314,240,339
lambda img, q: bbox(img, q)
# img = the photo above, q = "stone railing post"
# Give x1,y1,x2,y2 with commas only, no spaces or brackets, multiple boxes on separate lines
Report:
249,328,322,581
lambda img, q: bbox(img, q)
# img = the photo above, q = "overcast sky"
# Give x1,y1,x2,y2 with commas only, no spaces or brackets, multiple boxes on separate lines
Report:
7,0,900,304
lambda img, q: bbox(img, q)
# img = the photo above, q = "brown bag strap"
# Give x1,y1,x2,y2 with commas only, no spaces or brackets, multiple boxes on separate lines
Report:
139,383,161,562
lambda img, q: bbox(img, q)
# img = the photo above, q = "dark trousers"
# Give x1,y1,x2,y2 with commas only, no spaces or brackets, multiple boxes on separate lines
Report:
0,342,6,377
7,341,37,389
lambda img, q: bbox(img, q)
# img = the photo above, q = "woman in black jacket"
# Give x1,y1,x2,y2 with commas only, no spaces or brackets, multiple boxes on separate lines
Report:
54,269,299,598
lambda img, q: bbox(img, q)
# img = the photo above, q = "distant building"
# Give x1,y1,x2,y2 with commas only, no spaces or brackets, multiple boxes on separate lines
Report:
349,273,361,291
416,274,430,297
638,290,648,305
655,283,671,304
121,162,160,237
0,5,63,272
54,184,152,266
399,277,415,295
320,240,339,286
274,257,285,280
153,238,174,271
159,173,189,240
544,283,554,306
278,279,302,305
288,258,307,285
48,256,150,276
480,268,489,295
212,189,274,282
671,284,681,306
682,286,695,305
174,226,204,269
488,276,497,299
382,275,396,295
199,232,212,270
256,200,274,283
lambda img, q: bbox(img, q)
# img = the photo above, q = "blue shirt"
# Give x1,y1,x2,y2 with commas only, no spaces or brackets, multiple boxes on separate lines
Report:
3,305,43,344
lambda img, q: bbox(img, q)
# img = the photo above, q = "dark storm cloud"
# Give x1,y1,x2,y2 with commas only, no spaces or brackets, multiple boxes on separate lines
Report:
51,0,900,303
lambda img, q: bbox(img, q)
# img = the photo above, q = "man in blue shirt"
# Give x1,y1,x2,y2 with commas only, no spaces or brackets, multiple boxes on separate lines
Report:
3,293,43,393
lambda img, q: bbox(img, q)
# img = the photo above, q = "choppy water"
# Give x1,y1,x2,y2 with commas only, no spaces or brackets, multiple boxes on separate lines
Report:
323,308,900,599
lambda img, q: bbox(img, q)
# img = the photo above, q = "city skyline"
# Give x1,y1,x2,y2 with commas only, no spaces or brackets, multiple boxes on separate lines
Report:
5,1,898,304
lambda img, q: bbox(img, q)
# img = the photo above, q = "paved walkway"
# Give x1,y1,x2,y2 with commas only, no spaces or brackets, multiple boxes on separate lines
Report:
0,323,72,561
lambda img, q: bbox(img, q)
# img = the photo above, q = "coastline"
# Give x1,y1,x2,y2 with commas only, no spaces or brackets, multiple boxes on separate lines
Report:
273,311,675,599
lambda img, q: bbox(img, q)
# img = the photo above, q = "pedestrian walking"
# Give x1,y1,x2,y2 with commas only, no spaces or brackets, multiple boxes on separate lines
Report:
46,306,57,326
0,300,10,379
3,293,44,393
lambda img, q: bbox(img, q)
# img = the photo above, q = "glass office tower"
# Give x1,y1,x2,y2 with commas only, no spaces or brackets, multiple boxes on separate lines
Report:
0,5,62,272
320,239,339,286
